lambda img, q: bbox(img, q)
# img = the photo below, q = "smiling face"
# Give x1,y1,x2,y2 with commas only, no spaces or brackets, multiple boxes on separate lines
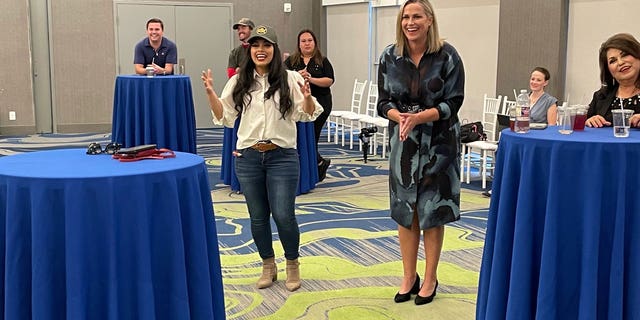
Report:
146,22,163,43
401,2,432,45
529,71,548,92
251,39,274,74
237,25,252,42
298,32,316,57
607,48,640,85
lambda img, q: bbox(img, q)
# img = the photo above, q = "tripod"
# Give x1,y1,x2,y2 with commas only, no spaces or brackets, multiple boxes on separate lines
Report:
358,133,371,163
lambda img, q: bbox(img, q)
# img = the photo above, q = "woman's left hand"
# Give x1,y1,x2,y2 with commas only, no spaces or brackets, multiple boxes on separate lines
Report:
630,114,640,127
298,69,311,81
398,113,418,141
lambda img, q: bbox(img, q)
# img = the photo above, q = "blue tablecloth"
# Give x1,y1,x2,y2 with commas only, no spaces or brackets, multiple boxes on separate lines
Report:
477,127,640,320
221,122,319,195
0,149,225,319
112,75,197,153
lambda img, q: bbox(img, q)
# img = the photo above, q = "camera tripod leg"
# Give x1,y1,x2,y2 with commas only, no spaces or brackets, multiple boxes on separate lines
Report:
362,142,369,163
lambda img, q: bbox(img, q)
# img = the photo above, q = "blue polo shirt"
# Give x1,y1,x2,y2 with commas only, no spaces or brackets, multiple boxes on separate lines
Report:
133,36,177,69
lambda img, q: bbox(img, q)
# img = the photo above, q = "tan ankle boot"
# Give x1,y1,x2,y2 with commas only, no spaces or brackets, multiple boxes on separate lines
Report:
256,258,277,289
285,259,301,292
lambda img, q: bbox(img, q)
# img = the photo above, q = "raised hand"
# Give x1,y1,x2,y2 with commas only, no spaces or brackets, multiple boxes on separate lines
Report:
201,69,214,94
297,78,311,99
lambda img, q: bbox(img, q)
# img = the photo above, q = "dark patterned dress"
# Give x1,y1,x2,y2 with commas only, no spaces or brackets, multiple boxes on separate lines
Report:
377,42,465,230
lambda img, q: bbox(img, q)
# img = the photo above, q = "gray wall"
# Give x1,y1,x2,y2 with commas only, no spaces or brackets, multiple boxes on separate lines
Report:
3,0,640,135
496,0,568,102
1,0,35,134
0,0,322,135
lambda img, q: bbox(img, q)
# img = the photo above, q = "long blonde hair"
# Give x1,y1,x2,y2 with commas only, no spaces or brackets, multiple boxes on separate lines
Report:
394,0,443,57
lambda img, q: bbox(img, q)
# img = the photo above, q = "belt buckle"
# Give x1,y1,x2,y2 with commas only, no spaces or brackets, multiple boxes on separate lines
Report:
253,140,275,152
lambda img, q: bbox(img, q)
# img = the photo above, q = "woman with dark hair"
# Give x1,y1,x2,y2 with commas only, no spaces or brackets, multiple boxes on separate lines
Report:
586,33,640,127
285,29,335,181
528,66,558,124
377,0,464,305
201,25,322,292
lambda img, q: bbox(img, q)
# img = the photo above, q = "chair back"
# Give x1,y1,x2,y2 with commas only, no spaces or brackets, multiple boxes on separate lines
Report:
364,82,378,118
350,79,368,114
501,98,516,115
482,94,503,141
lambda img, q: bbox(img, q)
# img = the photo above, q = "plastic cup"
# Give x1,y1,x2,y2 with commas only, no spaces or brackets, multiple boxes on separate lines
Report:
612,109,633,138
146,66,154,78
573,106,587,131
558,106,575,134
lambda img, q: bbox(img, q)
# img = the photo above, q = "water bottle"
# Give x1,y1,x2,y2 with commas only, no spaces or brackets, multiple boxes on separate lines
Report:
515,89,530,133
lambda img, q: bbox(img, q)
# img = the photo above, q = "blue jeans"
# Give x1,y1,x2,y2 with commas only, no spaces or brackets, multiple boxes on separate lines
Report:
235,147,300,260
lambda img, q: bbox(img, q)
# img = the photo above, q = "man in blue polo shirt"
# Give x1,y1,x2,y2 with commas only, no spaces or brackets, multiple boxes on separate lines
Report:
134,18,177,76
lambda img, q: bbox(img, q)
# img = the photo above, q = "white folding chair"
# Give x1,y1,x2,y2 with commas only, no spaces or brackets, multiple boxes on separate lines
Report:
335,79,368,149
327,79,368,145
501,98,516,115
461,94,502,190
498,98,516,140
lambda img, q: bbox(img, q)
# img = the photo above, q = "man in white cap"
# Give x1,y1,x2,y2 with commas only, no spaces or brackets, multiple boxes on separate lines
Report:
227,17,255,78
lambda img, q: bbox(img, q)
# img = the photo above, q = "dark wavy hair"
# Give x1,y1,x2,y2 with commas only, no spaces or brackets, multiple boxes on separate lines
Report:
232,40,292,119
597,33,640,95
532,66,551,81
288,29,325,67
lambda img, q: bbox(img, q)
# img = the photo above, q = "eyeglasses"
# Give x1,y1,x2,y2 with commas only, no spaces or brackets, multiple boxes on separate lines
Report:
86,142,122,155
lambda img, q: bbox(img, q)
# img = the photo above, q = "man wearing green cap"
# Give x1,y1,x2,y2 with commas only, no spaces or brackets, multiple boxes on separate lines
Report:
227,17,255,78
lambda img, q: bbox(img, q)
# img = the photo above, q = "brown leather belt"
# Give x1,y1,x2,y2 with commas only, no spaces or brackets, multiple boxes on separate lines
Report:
250,141,278,152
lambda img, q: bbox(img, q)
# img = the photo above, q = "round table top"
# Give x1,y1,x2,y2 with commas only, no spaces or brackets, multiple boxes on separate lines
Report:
116,74,190,80
0,148,204,179
500,126,640,144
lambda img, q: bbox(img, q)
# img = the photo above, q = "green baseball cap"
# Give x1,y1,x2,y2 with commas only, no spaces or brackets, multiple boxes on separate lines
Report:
233,18,255,30
247,25,278,45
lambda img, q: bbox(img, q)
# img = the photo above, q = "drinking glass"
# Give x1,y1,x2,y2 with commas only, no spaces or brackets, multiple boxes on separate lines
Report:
612,109,633,138
573,105,587,131
558,106,575,134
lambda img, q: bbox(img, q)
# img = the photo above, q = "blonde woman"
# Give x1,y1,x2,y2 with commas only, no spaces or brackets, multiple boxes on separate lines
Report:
377,0,464,305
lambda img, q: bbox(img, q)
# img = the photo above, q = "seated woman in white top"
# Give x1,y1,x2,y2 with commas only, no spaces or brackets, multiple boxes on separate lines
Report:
528,66,558,124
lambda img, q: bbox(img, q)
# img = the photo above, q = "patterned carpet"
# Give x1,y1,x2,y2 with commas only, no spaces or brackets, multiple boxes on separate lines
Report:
0,129,490,319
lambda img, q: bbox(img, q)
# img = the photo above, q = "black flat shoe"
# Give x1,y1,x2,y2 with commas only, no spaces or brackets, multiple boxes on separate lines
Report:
394,273,420,303
318,159,331,182
415,280,438,305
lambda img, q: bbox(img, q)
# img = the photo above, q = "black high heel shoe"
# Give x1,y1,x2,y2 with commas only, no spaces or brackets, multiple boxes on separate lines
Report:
394,273,420,303
414,280,438,305
318,159,331,182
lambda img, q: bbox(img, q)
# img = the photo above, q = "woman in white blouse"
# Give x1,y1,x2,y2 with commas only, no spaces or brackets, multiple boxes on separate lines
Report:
201,25,322,292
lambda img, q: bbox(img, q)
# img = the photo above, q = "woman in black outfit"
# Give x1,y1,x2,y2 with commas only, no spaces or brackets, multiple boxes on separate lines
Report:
284,29,335,182
586,33,640,128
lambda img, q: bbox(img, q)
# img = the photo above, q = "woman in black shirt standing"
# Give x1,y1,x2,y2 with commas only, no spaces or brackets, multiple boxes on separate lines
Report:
285,29,335,182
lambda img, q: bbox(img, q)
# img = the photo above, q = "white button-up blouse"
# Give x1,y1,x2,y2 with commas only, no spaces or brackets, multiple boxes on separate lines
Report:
212,70,323,149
